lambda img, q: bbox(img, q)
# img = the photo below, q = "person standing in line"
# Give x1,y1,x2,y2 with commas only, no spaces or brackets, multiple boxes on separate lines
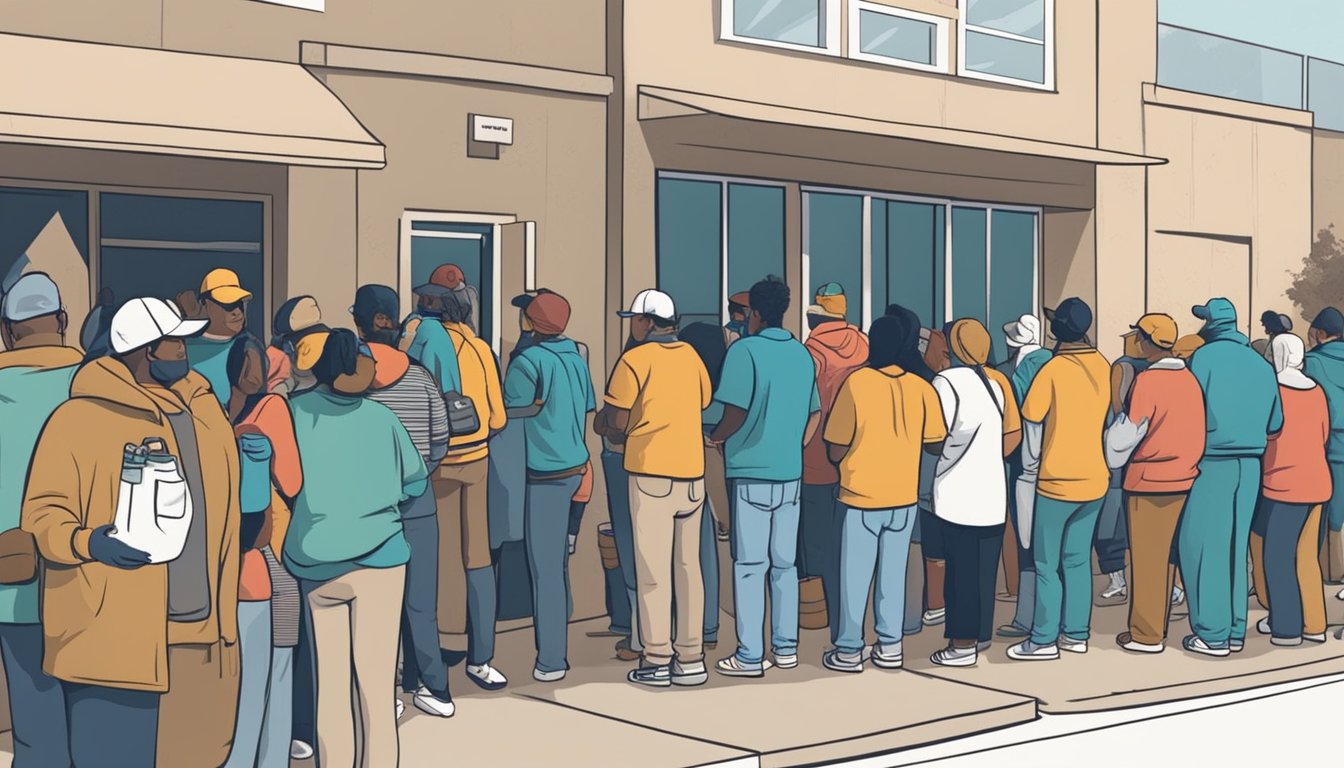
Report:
1007,298,1111,662
401,269,465,397
711,277,820,678
268,296,326,398
1256,311,1294,362
724,291,751,348
221,333,303,768
1254,333,1331,646
349,285,459,719
929,320,1022,667
285,330,425,767
1112,314,1204,654
996,314,1053,640
24,297,241,767
424,264,481,335
501,291,595,682
1093,322,1156,604
185,268,252,404
1179,298,1282,657
602,290,714,688
800,284,869,640
0,274,80,766
78,285,116,359
822,315,946,673
1303,308,1344,585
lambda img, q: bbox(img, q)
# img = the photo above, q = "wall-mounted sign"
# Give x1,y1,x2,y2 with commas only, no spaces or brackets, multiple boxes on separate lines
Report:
471,114,514,146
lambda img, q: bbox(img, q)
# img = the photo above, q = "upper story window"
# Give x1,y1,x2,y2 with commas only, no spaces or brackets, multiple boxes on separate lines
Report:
958,0,1054,89
721,0,841,54
849,2,949,73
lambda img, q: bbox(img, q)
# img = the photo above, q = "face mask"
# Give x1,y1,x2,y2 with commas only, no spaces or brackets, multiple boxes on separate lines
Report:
149,356,191,387
725,320,746,336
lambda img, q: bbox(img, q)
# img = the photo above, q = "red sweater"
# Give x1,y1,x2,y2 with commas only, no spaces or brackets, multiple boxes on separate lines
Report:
1263,384,1332,504
1123,364,1206,494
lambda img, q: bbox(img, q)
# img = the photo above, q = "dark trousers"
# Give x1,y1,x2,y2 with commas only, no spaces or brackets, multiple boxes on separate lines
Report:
400,511,452,698
942,520,1005,643
0,623,68,768
1094,480,1129,574
293,599,315,744
1260,499,1314,639
798,483,842,640
63,682,160,768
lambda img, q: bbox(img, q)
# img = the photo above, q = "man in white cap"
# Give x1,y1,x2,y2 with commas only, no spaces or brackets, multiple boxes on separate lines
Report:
22,296,242,767
995,314,1052,640
601,289,714,688
0,273,81,766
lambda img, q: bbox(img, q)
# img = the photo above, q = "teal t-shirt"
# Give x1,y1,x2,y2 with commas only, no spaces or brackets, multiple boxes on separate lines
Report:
1011,347,1053,406
404,315,463,394
1305,340,1344,462
0,355,78,623
186,335,235,405
1190,334,1283,458
714,327,820,482
502,338,596,474
283,389,427,582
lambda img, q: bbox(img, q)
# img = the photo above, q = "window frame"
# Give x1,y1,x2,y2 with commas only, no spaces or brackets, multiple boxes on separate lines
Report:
801,184,1040,335
399,210,516,355
655,171,789,326
957,0,1056,91
847,1,949,74
719,0,842,56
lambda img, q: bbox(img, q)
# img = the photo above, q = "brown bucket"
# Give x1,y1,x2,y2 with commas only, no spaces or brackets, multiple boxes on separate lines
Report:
597,523,620,571
799,576,828,630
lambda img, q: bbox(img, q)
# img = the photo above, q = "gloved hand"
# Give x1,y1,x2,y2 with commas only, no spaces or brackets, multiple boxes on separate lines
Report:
87,524,152,569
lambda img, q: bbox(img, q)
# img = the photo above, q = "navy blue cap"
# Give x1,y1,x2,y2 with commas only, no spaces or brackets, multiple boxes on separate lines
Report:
1047,297,1093,343
350,284,400,329
1312,307,1344,337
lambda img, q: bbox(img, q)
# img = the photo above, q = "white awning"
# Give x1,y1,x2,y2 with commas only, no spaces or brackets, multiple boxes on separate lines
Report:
0,33,385,168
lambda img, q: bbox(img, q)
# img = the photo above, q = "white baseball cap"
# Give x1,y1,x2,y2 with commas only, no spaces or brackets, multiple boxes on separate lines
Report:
1,272,62,322
617,289,677,322
109,297,208,354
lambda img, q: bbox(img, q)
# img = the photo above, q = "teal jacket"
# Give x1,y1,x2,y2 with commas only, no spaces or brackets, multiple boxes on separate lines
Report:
0,345,81,624
502,337,596,474
186,335,235,406
404,314,464,395
1189,300,1282,458
1011,347,1053,406
284,388,428,582
1306,340,1344,462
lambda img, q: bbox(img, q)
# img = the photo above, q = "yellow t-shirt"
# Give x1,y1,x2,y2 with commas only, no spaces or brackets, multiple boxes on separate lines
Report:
604,341,712,480
824,366,946,509
1021,348,1111,502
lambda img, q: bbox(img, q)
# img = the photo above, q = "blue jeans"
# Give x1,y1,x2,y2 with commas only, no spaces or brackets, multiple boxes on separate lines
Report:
835,504,916,655
1030,495,1104,645
526,473,584,673
602,449,641,652
225,600,273,768
731,480,801,665
0,622,68,767
63,682,160,768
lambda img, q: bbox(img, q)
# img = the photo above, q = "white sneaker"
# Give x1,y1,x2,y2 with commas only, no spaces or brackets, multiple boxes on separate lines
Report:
1171,586,1186,606
1117,632,1163,654
412,687,456,718
1256,617,1272,635
922,608,946,626
1182,634,1230,657
567,534,577,555
1059,636,1088,654
715,656,771,677
867,644,903,670
290,740,314,760
467,662,509,691
672,659,708,687
395,698,405,721
930,645,977,667
1007,640,1059,661
1306,632,1327,644
823,648,864,673
533,667,567,683
1335,586,1344,601
774,652,799,669
1099,571,1127,600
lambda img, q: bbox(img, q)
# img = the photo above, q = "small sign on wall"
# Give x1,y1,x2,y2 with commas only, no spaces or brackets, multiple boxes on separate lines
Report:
471,115,514,145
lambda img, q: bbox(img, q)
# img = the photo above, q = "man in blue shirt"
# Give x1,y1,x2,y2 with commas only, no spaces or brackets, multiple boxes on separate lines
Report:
501,291,596,682
710,277,820,678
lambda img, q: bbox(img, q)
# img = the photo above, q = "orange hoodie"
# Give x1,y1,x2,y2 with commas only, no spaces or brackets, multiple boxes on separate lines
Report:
804,323,869,485
1263,384,1332,504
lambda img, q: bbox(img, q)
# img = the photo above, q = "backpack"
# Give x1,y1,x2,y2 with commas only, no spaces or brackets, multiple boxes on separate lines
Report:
444,327,483,438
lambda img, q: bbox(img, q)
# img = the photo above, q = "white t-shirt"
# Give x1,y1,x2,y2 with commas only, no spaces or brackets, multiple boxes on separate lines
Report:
932,367,1010,527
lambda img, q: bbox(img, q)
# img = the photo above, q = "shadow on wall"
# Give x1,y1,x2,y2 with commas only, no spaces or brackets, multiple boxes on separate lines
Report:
1290,225,1344,325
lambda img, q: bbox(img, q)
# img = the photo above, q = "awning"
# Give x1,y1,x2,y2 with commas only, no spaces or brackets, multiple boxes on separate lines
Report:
0,33,385,169
639,86,1165,167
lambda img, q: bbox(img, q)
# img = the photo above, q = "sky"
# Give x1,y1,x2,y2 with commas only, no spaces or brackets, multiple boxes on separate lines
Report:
1159,0,1344,63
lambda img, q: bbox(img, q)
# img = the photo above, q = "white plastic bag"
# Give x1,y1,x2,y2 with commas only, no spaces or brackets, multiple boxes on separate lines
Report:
110,439,194,564
1104,414,1150,470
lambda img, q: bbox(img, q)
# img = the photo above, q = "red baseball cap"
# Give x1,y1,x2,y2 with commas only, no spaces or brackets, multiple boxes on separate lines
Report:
525,291,571,335
414,263,465,297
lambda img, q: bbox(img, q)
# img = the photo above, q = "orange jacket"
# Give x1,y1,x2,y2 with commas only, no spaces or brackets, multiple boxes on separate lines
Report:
803,324,868,485
1263,384,1332,504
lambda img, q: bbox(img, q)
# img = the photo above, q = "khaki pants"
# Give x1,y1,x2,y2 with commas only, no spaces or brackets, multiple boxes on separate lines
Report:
630,474,706,667
1251,504,1327,636
435,459,492,643
305,566,405,768
156,640,241,768
1126,494,1185,646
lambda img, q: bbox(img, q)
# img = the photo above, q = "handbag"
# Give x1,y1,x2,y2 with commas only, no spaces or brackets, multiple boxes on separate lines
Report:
0,528,38,585
444,327,483,437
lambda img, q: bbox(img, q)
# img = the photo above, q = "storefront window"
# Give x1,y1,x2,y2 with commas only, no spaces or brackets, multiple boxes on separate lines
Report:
989,209,1037,363
100,193,265,332
874,199,944,329
727,183,787,298
0,186,88,291
806,192,863,326
951,207,988,325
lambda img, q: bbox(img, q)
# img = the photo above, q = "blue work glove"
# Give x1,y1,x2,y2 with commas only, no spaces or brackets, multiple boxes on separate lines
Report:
87,524,152,569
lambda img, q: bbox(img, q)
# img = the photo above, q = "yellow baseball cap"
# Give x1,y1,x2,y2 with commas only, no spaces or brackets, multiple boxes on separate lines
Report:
294,331,329,372
199,268,252,305
1126,313,1178,349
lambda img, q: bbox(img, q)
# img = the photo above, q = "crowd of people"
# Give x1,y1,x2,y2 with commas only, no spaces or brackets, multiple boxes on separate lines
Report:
0,260,1340,766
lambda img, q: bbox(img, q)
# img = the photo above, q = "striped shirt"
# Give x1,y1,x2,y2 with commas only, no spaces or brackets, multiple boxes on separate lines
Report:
367,363,450,463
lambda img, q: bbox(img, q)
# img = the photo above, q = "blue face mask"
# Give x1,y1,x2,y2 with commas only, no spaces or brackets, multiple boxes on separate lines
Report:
149,356,191,387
